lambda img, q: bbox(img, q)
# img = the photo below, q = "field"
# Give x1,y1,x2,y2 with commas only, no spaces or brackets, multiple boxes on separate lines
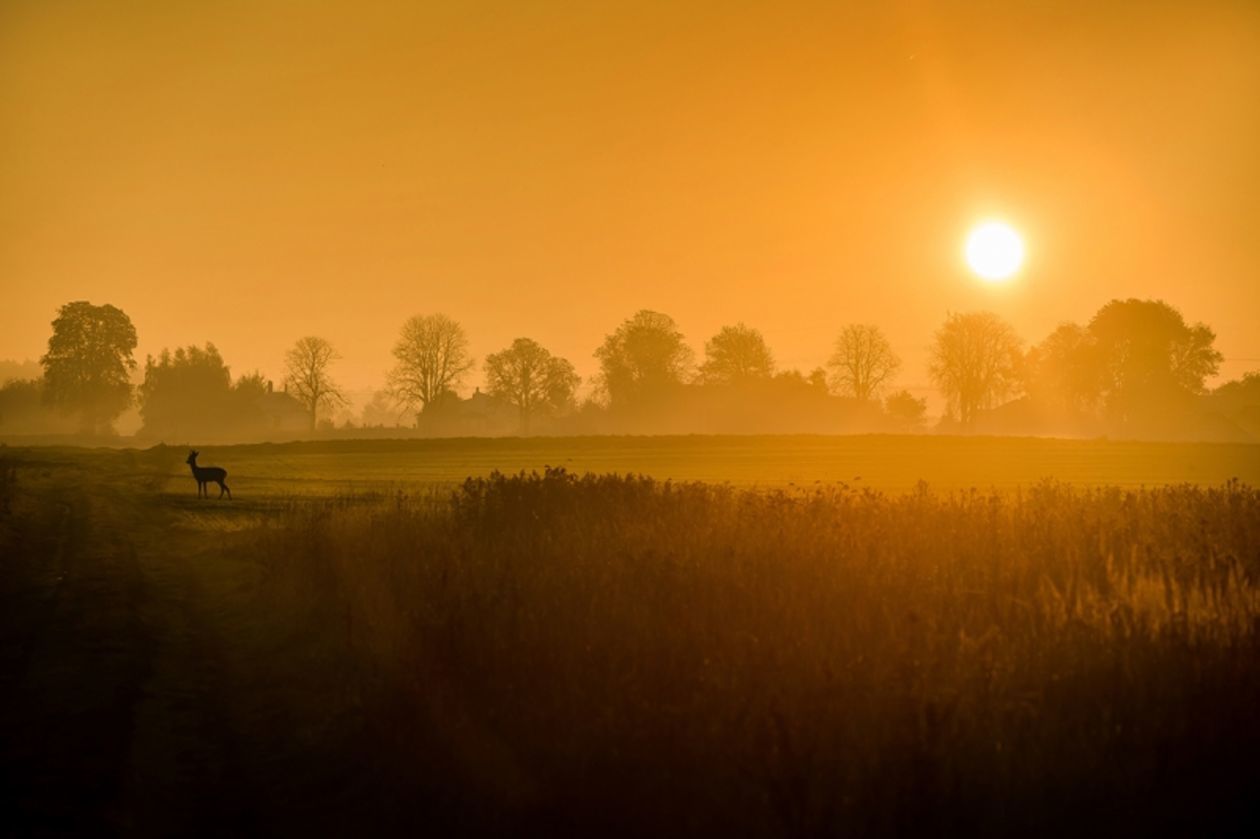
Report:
109,433,1260,494
3,435,1260,835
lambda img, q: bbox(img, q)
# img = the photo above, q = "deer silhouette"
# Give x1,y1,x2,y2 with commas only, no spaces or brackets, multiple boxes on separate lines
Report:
186,450,231,499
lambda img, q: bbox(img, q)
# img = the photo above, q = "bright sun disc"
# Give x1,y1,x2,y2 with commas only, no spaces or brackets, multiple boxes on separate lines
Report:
965,221,1024,281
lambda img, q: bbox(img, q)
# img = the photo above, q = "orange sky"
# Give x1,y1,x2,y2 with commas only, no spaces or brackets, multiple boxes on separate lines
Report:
2,0,1258,403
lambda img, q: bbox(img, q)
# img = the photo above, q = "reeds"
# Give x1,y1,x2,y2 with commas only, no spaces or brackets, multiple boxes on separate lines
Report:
244,469,1260,834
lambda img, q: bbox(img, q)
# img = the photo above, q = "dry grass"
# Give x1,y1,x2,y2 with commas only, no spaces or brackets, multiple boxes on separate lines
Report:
239,469,1260,834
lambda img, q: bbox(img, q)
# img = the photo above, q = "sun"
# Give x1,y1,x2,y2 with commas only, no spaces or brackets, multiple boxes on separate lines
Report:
965,221,1024,281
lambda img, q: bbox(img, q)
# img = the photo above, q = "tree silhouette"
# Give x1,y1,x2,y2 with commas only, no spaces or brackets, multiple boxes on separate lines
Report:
140,344,231,438
594,310,693,408
1088,299,1222,424
699,323,775,384
484,338,580,434
1023,322,1102,415
884,389,927,430
828,324,900,401
284,336,345,431
929,312,1022,426
40,301,137,434
388,313,474,421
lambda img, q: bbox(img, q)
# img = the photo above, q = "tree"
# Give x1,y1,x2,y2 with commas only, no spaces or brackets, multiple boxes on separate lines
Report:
594,310,693,408
284,336,345,430
484,338,581,433
884,389,927,430
40,301,138,434
928,312,1022,426
699,323,774,384
388,314,474,421
139,344,232,438
1023,322,1102,415
1087,299,1222,424
361,390,406,427
828,324,900,401
0,378,77,434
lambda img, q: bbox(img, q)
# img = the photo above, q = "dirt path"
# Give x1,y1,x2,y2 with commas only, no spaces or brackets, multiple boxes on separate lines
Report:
1,456,279,834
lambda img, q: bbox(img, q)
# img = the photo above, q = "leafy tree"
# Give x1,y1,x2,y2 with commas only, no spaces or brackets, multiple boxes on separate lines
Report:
594,310,693,408
884,389,927,430
699,323,774,384
233,371,270,403
139,344,232,437
40,301,138,434
1088,299,1222,424
1023,322,1102,414
484,338,580,433
284,336,345,431
828,324,900,401
929,312,1022,426
361,390,406,427
0,378,76,434
388,314,474,421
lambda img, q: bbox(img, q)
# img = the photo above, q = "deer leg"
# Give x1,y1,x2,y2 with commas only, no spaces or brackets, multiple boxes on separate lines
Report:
218,481,231,499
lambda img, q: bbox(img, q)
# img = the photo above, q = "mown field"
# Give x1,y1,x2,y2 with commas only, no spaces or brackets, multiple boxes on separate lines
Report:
2,437,1259,835
126,433,1260,494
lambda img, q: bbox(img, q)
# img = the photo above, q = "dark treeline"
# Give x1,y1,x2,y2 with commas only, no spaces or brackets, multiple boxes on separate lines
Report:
1,298,1257,443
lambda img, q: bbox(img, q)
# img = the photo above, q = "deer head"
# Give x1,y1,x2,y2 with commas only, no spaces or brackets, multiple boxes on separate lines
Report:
186,450,199,465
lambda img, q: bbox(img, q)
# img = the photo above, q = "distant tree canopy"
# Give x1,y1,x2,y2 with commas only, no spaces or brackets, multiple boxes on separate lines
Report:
699,323,775,385
139,344,272,439
389,314,474,421
595,310,693,408
929,312,1022,426
884,389,927,431
1023,322,1101,415
827,324,900,401
1087,299,1222,423
40,301,137,434
484,338,580,433
141,344,229,437
284,336,345,430
0,378,77,434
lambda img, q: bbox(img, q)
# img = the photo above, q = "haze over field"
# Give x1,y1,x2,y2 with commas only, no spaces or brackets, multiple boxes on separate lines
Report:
3,0,1259,395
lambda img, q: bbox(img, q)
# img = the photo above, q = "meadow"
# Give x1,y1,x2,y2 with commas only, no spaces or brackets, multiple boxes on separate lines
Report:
2,436,1259,835
133,433,1260,494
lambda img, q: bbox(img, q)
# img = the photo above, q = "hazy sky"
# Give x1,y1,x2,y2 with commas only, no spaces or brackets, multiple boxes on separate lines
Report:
3,0,1258,402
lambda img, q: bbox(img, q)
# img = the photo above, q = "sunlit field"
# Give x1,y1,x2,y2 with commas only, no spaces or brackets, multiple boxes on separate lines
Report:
3,440,1259,834
93,434,1260,495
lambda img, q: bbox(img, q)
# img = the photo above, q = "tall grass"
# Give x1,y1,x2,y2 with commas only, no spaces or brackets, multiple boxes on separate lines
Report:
244,469,1260,835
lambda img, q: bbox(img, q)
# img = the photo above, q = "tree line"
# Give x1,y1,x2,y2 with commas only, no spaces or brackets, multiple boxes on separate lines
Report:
1,297,1255,441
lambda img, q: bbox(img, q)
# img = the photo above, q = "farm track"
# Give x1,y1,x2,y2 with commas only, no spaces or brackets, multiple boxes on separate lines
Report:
0,460,272,833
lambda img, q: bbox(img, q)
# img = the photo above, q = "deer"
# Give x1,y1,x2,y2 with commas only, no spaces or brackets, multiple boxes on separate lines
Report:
186,450,231,499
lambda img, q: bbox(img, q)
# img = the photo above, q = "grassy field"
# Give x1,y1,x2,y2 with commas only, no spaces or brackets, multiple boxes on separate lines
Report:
79,433,1260,495
3,437,1259,835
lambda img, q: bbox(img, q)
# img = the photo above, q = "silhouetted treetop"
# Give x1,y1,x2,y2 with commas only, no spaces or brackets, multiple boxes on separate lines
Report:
828,324,900,401
389,313,474,421
484,337,580,434
40,301,137,435
284,336,345,431
700,323,775,385
594,310,694,408
929,311,1022,426
1087,299,1222,423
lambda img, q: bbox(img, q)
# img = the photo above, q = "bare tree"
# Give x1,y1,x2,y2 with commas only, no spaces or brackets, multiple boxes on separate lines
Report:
827,324,900,401
929,312,1022,426
699,323,775,384
284,336,345,430
388,314,474,420
484,337,580,434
